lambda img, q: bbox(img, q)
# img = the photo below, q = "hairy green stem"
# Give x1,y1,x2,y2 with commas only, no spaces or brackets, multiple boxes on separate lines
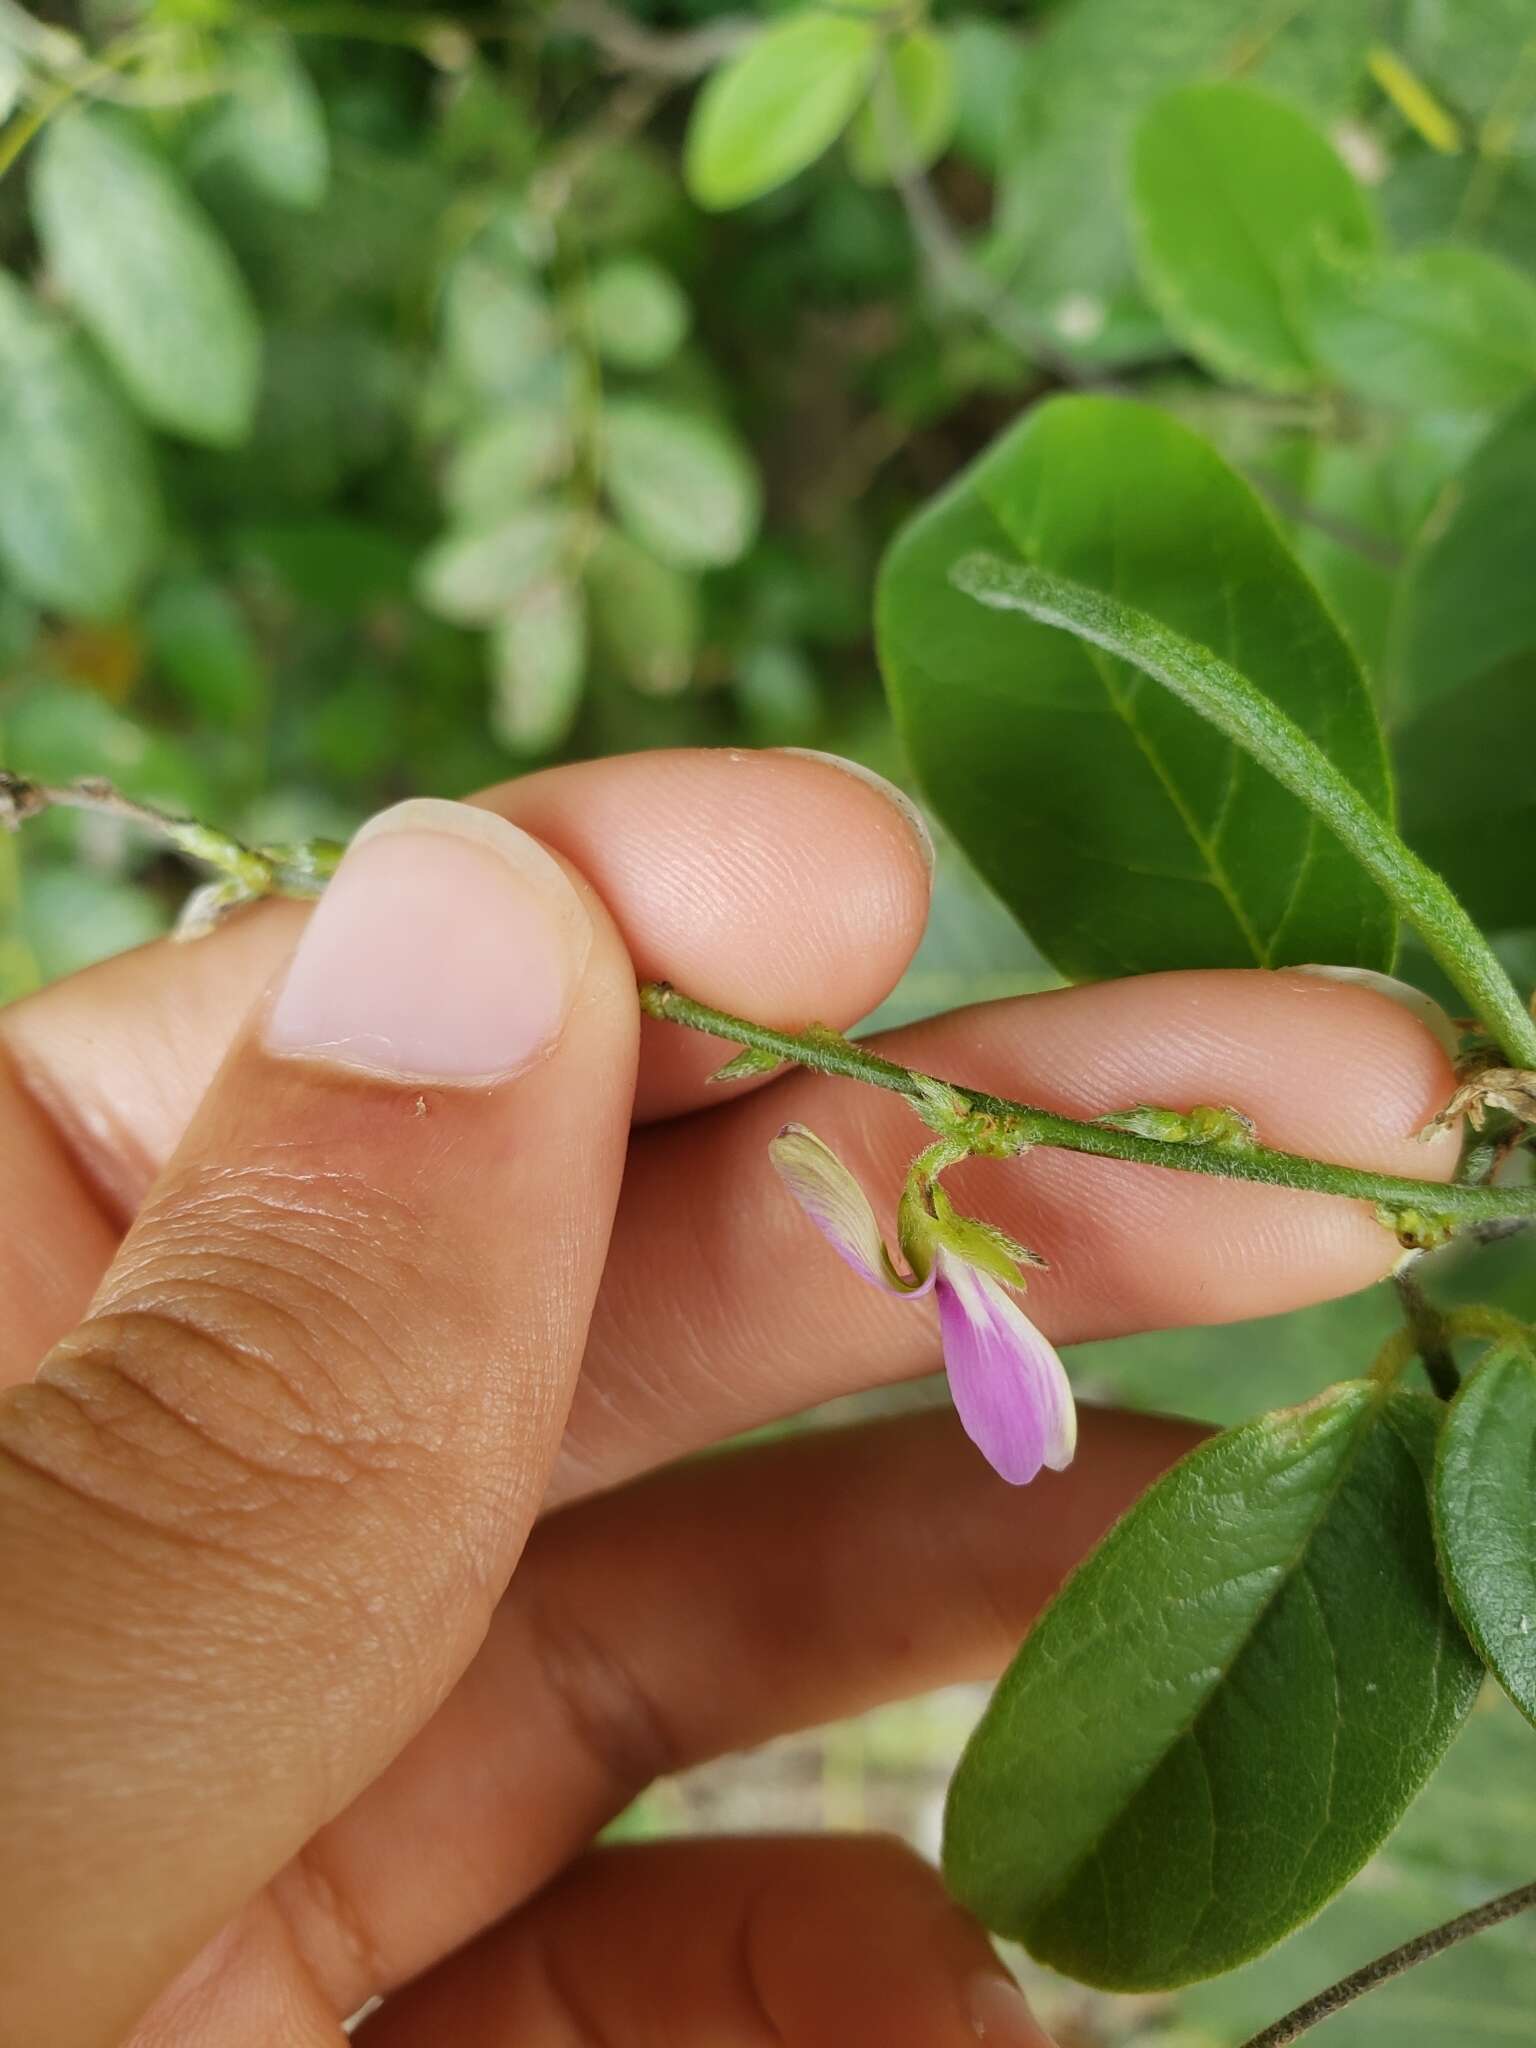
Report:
1392,1265,1460,1398
1239,1880,1536,2047
640,983,1536,1223
951,557,1536,1073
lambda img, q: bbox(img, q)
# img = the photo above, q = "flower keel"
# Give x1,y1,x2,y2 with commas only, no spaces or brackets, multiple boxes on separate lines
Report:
934,1249,1076,1486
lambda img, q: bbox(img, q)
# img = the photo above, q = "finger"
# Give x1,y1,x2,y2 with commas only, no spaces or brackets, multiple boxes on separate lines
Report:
0,800,638,2046
168,1403,1195,2026
358,1838,1054,2048
559,965,1459,1490
0,747,930,1374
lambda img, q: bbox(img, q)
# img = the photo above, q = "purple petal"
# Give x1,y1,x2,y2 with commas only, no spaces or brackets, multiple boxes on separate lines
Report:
935,1250,1076,1485
768,1124,930,1295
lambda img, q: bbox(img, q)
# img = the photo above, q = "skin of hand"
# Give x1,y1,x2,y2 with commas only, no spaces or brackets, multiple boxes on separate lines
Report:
0,749,1459,2048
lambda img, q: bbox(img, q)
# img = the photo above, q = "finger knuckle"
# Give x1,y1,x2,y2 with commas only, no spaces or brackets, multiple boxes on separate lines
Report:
4,1157,443,1547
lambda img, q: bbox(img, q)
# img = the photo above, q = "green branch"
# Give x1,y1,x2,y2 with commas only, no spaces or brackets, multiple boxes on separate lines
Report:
640,982,1536,1222
950,556,1536,1073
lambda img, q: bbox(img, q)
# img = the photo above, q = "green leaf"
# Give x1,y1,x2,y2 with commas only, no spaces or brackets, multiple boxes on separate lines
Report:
33,109,262,448
946,19,1030,176
584,257,690,371
1176,1688,1536,2045
1394,392,1536,715
1395,656,1536,933
441,248,559,401
489,575,586,754
1131,82,1377,391
944,1385,1481,1989
1306,242,1536,414
684,12,879,211
846,32,957,185
145,574,265,723
991,0,1257,366
945,536,1536,1068
585,525,698,695
194,32,330,211
0,274,161,619
445,409,573,526
877,394,1395,982
603,399,761,569
417,507,570,628
1435,1335,1536,1727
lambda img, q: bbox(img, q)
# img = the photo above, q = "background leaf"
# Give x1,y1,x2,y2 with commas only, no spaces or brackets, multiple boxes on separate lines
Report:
416,507,570,626
1132,82,1377,391
1435,1336,1536,1727
193,32,330,212
585,256,690,371
846,32,957,185
877,394,1395,980
34,108,262,448
1394,392,1536,715
585,525,698,696
603,398,761,569
944,1385,1481,1989
1306,243,1536,414
490,574,586,754
0,275,161,619
684,13,879,211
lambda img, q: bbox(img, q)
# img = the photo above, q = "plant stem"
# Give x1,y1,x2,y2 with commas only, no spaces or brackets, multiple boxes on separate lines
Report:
952,557,1536,1073
0,772,334,916
1239,1880,1536,2047
640,982,1536,1224
0,25,154,181
1393,1265,1460,1398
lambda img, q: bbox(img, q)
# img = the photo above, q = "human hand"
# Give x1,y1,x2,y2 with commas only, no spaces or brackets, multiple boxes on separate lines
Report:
0,749,1458,2045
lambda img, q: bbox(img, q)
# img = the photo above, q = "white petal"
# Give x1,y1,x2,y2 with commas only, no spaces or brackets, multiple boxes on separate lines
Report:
935,1250,1076,1485
768,1124,926,1294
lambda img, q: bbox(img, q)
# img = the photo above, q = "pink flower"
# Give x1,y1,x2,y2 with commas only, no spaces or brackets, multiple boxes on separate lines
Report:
769,1124,1076,1486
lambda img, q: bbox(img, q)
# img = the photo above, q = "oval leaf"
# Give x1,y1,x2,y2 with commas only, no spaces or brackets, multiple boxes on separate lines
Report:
194,32,330,211
585,524,699,695
877,394,1395,980
684,13,879,211
603,398,761,569
0,274,161,618
33,109,261,448
846,31,957,185
490,575,586,754
1396,391,1536,715
1306,242,1536,415
417,507,569,626
585,256,690,371
1131,82,1377,392
944,1385,1481,1989
445,409,573,525
1435,1336,1536,1727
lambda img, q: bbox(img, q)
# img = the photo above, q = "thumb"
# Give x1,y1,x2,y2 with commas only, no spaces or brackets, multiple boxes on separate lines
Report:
0,799,638,2046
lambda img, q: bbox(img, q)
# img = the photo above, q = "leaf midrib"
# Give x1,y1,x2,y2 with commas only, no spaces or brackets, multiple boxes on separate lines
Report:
1021,1384,1388,1935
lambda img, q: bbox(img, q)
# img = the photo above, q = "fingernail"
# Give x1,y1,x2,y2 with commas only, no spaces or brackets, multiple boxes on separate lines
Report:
968,1971,1044,2044
776,747,935,880
1292,965,1460,1059
265,798,592,1083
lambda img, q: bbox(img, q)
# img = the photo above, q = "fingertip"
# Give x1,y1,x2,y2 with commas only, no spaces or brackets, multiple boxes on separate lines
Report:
1266,967,1460,1175
489,748,933,1118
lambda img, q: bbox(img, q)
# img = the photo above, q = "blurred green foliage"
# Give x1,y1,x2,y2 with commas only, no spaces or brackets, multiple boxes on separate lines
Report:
2,0,1535,1003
